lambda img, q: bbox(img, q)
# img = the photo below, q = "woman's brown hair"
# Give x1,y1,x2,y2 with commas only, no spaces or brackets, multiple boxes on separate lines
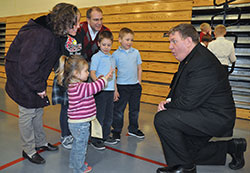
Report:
50,3,80,36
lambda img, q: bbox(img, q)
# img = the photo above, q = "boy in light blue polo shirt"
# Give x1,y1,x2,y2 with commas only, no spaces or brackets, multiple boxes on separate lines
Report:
90,31,117,150
112,27,144,142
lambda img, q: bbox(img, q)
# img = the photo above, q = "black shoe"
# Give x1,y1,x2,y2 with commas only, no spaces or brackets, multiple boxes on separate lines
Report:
22,151,45,164
156,167,171,173
157,165,196,173
128,129,145,139
104,136,118,145
112,132,121,142
35,143,59,151
91,141,106,150
228,138,247,170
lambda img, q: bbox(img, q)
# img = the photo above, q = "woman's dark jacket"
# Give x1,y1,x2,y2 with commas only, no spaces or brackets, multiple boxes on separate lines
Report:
5,15,60,108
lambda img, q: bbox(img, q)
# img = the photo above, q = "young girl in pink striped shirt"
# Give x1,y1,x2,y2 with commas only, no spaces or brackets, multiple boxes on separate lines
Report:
57,55,113,173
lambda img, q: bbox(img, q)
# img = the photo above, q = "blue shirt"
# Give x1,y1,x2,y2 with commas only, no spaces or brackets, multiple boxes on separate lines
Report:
113,47,142,85
90,50,116,91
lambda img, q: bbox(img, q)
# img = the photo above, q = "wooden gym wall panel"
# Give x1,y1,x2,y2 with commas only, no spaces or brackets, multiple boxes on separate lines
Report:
141,83,170,97
100,0,192,15
5,23,26,30
140,52,177,62
6,12,47,23
0,66,6,78
143,72,174,84
104,11,191,23
3,0,193,106
107,22,185,32
236,108,250,120
0,17,6,23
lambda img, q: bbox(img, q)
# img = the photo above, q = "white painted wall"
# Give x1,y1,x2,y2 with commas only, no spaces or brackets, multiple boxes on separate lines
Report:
0,0,156,17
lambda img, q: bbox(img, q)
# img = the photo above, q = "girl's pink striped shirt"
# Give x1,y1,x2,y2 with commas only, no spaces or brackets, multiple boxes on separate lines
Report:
67,77,107,122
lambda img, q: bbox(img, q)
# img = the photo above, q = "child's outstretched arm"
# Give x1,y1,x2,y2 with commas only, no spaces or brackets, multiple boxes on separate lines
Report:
81,78,107,97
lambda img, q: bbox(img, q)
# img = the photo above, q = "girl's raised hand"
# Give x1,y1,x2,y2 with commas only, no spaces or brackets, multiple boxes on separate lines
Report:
104,67,114,80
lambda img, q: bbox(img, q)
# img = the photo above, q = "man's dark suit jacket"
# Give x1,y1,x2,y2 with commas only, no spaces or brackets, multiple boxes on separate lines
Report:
164,43,236,137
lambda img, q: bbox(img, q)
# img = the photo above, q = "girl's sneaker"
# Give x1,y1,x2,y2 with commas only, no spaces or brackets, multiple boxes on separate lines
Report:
84,166,92,173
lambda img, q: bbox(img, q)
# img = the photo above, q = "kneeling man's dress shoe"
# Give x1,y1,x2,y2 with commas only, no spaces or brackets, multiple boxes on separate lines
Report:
228,138,247,170
157,167,171,173
157,165,196,173
35,143,59,151
22,151,45,164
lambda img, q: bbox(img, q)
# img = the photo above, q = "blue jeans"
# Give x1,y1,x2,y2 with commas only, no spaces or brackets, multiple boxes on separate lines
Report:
112,83,142,134
69,122,90,173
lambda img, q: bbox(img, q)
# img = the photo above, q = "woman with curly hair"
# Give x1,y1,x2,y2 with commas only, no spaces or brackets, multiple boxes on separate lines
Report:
5,3,80,164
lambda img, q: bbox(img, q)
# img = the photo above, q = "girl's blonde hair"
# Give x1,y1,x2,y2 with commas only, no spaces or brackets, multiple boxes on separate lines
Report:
56,55,88,87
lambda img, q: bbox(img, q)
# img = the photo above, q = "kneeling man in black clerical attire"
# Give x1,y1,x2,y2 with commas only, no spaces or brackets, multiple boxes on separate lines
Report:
154,23,247,173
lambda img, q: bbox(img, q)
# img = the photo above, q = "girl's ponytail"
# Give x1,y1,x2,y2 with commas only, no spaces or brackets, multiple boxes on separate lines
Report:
56,55,67,86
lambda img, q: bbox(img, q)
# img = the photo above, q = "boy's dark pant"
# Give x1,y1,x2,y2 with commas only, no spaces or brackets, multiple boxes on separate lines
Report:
112,83,142,134
60,103,71,137
92,91,114,142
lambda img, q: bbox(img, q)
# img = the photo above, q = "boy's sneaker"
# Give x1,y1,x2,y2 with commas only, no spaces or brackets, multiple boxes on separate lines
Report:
128,129,145,139
112,132,121,142
104,136,118,145
91,141,106,150
68,135,74,143
61,135,73,149
84,166,92,173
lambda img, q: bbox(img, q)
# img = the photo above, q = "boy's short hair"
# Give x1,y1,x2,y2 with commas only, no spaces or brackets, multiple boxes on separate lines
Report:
119,27,134,38
200,23,211,32
98,30,113,43
214,24,226,36
201,34,213,42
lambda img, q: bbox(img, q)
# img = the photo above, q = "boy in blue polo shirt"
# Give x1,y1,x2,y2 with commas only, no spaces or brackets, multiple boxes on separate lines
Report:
90,31,117,150
112,27,144,142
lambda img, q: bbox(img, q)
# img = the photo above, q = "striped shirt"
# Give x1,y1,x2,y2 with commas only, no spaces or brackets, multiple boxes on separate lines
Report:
67,77,107,123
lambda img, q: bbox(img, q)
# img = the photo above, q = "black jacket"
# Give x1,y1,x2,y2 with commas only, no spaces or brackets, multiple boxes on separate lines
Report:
5,15,60,108
165,43,236,137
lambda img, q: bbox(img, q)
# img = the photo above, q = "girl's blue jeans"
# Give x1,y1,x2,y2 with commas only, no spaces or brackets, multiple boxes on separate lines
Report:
69,122,90,173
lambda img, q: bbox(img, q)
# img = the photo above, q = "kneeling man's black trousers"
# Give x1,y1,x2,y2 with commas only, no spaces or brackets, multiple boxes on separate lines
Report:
154,109,228,167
